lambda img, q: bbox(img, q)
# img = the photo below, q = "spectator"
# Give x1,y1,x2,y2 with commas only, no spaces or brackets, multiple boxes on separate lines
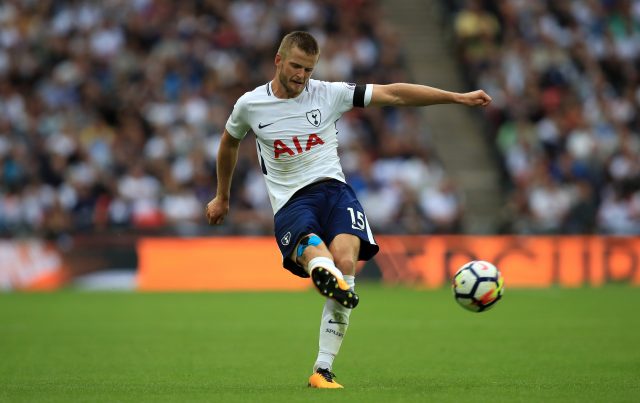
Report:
447,0,640,235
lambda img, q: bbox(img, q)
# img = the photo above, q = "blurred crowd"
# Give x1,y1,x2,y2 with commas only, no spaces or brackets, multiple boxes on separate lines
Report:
447,0,640,234
0,0,462,240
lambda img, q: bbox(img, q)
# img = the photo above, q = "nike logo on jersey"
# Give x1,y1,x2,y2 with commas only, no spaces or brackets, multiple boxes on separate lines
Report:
258,122,275,129
328,319,348,325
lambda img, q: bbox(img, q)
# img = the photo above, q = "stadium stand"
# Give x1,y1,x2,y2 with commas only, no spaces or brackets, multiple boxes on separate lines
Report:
0,0,465,239
444,0,640,234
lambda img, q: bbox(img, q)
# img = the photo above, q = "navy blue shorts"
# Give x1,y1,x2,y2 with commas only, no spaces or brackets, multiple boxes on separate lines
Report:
274,179,379,278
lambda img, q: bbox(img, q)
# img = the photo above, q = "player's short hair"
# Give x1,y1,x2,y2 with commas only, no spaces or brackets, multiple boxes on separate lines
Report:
277,31,319,59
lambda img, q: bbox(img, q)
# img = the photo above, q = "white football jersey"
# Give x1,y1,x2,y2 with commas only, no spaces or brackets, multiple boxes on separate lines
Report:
225,79,373,214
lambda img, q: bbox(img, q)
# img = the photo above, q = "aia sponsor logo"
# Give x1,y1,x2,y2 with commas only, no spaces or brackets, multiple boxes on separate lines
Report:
274,134,325,158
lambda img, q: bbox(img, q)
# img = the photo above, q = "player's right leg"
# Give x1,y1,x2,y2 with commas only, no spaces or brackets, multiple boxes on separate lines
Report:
292,234,359,309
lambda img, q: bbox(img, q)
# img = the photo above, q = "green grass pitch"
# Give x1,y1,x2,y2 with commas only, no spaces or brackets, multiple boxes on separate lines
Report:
1,285,639,402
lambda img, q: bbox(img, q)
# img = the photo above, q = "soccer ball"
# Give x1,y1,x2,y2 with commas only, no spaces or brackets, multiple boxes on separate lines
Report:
452,260,504,312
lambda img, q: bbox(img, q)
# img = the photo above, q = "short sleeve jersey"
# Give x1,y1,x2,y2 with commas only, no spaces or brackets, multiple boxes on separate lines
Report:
225,79,373,214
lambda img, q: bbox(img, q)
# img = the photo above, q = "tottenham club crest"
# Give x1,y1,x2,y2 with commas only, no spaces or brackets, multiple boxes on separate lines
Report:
306,109,321,127
281,231,291,246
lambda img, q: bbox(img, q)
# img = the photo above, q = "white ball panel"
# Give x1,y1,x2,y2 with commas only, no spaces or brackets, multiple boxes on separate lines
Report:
470,260,499,277
453,268,476,295
473,280,497,302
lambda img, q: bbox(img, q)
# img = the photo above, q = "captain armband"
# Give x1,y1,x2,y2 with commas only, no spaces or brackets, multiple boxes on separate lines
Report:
353,84,367,107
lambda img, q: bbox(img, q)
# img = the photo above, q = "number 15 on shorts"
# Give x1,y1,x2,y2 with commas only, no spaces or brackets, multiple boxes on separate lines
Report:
347,207,365,231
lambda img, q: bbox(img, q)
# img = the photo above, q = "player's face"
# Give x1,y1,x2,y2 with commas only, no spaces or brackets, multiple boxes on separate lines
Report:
275,46,318,98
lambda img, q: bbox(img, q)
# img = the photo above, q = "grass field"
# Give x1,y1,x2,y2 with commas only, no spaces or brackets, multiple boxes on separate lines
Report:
1,285,639,402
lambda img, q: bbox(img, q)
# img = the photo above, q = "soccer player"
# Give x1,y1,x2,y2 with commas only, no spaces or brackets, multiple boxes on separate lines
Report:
206,31,491,388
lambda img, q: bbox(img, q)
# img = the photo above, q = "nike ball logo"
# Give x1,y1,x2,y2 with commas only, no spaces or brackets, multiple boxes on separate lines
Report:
258,122,274,129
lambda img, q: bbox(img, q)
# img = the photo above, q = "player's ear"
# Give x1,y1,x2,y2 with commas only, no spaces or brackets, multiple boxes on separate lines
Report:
275,53,282,66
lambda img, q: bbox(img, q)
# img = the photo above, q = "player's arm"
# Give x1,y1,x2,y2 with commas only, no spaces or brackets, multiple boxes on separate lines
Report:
368,83,491,107
206,129,241,225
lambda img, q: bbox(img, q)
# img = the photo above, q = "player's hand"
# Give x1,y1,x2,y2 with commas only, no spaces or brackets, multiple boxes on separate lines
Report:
206,196,229,225
459,90,492,107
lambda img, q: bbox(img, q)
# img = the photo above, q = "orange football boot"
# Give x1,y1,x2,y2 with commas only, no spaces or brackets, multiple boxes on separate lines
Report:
308,368,344,389
310,267,359,309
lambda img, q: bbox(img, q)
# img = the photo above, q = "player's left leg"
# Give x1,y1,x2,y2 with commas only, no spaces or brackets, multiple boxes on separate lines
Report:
309,233,360,388
310,182,379,388
328,233,360,276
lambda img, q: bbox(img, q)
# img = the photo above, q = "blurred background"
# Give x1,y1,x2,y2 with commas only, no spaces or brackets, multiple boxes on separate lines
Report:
1,0,639,290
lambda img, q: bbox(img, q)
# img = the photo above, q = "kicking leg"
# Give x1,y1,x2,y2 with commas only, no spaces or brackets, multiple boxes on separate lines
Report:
293,234,359,308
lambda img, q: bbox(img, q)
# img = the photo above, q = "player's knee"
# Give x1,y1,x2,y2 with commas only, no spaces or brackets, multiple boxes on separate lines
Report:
296,233,324,258
333,256,356,276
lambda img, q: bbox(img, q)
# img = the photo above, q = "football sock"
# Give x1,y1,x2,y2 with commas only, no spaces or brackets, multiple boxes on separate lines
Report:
306,256,343,279
343,275,355,289
313,276,355,371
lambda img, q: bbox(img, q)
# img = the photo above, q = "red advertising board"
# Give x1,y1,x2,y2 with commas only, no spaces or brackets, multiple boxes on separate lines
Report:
137,236,640,291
